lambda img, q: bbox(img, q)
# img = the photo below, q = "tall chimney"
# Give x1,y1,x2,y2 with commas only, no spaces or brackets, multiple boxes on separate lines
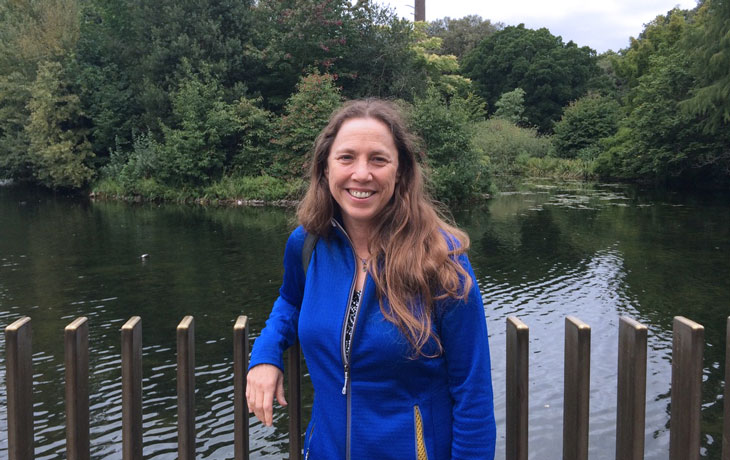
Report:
415,0,425,22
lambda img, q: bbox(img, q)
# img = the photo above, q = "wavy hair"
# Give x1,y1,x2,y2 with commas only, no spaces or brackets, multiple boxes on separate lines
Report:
297,99,472,357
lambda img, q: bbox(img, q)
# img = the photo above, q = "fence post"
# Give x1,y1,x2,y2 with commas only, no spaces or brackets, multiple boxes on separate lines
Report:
234,316,250,460
616,316,647,460
669,316,704,460
121,316,143,460
288,341,302,460
563,316,591,460
177,316,195,460
5,316,34,460
722,316,729,460
506,316,529,460
65,317,90,460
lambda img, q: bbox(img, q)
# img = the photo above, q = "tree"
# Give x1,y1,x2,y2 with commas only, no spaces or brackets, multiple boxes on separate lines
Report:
681,0,730,132
461,24,602,132
409,22,475,98
249,0,424,107
25,61,94,189
596,9,730,184
0,72,31,180
272,72,343,178
409,87,491,203
0,0,84,183
427,15,502,60
493,88,527,125
157,62,249,185
552,93,621,159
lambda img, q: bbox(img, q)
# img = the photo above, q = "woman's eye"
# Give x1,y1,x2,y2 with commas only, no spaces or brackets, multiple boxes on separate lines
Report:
372,157,388,165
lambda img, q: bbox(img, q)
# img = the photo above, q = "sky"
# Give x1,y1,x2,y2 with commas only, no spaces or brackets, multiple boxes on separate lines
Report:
375,0,699,53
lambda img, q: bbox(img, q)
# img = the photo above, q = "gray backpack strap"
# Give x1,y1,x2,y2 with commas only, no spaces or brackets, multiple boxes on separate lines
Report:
301,233,318,276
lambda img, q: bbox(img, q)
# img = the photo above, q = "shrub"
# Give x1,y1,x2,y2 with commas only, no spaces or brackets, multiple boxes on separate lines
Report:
409,87,491,203
103,132,163,187
26,61,95,189
493,88,527,125
157,65,240,185
520,156,596,180
552,93,621,159
205,175,305,201
272,72,342,178
230,97,275,176
472,118,551,177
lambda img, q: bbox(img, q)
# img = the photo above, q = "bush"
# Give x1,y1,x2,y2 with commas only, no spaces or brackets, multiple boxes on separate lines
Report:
552,93,621,159
157,65,240,185
409,87,492,203
230,97,275,176
272,72,342,178
472,118,551,177
204,175,305,201
493,88,527,125
103,132,163,187
26,61,95,189
519,156,596,180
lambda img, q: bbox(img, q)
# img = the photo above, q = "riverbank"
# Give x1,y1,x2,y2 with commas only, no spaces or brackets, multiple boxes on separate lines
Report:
90,175,304,207
89,156,598,206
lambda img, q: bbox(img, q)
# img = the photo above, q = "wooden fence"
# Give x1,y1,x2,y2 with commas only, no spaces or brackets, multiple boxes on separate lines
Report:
3,314,730,460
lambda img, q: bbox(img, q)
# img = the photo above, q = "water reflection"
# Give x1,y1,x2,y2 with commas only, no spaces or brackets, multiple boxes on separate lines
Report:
0,181,728,459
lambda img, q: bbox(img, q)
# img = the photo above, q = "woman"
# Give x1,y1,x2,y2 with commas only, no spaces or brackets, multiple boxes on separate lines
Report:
247,99,496,460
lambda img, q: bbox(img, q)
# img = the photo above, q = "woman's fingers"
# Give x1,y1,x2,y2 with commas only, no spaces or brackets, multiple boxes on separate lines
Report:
246,364,284,427
275,374,288,407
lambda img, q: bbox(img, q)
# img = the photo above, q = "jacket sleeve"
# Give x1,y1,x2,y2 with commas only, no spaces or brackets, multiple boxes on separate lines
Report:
438,253,496,460
248,227,308,372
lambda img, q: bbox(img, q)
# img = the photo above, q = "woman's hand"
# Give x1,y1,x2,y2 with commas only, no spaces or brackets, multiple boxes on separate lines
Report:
246,364,287,426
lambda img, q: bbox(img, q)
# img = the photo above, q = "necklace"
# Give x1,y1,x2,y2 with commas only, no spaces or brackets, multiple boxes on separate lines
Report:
356,254,368,272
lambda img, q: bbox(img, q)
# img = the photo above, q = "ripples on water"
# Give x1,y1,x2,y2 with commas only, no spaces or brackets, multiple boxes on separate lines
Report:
0,181,728,459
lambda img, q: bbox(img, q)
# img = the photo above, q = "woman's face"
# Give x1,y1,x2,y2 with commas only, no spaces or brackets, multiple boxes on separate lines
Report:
326,117,399,233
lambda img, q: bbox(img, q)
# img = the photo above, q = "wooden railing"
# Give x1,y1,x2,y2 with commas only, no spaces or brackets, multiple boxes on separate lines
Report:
2,314,729,460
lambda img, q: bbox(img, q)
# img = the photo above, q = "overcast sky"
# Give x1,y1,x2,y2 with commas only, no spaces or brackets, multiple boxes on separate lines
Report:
376,0,698,52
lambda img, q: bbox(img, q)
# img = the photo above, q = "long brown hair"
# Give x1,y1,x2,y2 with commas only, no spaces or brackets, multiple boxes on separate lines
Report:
297,99,472,356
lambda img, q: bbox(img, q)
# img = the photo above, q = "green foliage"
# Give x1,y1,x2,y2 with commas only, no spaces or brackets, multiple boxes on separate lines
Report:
204,175,304,201
410,22,475,98
427,15,502,60
471,118,551,177
519,156,595,180
230,97,276,176
681,0,730,132
25,61,94,189
249,0,424,106
409,87,491,203
272,72,342,178
462,24,602,132
157,63,256,185
0,72,31,179
103,132,163,188
552,93,621,159
0,0,80,73
494,88,527,125
597,7,730,184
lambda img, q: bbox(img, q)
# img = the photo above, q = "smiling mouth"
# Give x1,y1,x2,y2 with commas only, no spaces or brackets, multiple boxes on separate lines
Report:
348,189,373,198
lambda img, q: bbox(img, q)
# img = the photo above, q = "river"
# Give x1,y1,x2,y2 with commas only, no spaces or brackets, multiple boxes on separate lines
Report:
0,180,728,459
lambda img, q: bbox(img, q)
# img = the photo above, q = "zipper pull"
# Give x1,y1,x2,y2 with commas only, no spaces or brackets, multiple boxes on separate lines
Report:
342,368,349,395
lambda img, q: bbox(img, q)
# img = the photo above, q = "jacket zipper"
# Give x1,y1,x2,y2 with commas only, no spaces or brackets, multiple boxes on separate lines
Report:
305,422,316,460
413,405,429,460
331,219,365,460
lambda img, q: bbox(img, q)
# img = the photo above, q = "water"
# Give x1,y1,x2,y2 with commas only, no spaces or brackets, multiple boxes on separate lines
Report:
0,181,728,459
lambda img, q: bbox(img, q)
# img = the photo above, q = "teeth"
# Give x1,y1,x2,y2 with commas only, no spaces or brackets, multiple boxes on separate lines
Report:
349,190,373,198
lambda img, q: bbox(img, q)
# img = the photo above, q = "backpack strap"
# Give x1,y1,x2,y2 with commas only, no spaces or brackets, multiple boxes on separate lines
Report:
301,232,318,276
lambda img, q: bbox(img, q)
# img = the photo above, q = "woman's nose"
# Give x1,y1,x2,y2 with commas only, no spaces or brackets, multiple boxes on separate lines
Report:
352,159,371,181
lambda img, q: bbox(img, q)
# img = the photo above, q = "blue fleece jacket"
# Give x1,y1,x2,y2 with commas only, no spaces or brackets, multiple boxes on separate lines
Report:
249,224,496,460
